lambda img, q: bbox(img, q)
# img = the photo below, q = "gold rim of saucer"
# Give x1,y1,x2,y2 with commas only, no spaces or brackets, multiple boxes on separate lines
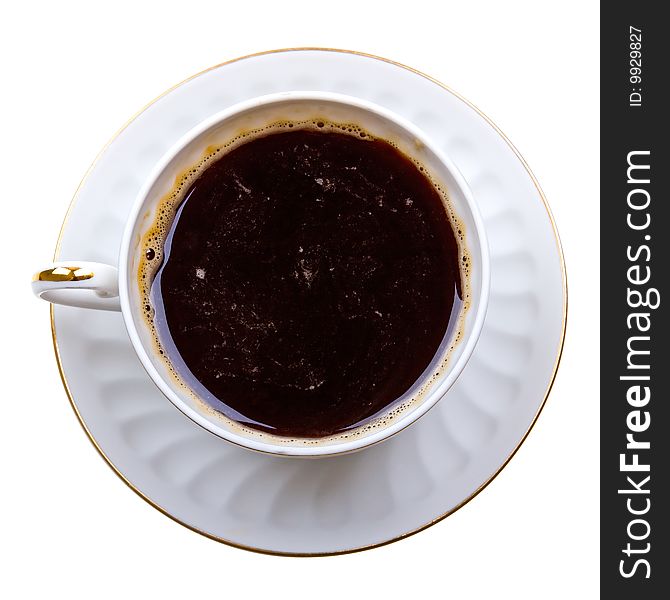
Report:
50,47,568,557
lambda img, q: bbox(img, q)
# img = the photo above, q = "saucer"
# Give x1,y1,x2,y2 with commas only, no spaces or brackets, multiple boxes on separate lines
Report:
51,49,566,555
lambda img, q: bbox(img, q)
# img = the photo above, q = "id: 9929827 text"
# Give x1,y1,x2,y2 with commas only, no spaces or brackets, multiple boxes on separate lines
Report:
629,26,642,107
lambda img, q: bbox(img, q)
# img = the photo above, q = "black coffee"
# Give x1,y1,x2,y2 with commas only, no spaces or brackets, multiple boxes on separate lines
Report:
144,127,465,438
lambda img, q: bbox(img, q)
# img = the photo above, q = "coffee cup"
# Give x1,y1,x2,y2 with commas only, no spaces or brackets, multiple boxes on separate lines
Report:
33,92,490,456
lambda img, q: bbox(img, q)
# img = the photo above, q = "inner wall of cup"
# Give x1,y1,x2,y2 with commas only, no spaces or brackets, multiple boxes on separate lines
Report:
127,97,483,448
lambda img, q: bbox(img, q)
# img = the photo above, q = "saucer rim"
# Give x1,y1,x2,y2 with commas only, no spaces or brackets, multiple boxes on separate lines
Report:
49,47,567,557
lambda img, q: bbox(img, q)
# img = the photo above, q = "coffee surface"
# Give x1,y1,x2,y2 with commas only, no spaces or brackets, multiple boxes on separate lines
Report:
149,128,463,437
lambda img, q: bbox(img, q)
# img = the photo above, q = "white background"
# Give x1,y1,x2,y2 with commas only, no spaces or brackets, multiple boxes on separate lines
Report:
2,0,599,597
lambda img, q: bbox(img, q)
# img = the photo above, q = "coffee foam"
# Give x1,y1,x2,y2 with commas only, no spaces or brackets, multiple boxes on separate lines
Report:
137,118,471,446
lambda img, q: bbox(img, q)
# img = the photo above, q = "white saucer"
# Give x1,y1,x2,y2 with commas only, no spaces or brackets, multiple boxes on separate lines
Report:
52,49,566,555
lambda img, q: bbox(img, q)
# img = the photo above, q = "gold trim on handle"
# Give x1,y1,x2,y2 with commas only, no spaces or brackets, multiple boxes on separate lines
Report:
33,266,94,282
49,47,568,557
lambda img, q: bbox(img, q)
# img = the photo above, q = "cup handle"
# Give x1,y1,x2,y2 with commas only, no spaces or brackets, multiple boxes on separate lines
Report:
31,261,121,311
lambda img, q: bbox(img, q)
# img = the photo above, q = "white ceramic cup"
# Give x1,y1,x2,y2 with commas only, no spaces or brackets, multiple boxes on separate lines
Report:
33,92,490,457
